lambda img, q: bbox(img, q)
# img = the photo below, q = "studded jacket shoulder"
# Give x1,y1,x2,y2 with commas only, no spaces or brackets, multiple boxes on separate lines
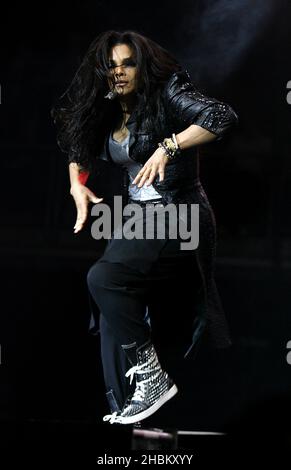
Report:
162,69,238,138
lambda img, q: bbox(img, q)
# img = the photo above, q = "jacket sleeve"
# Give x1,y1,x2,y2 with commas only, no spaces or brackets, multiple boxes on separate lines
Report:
163,70,238,139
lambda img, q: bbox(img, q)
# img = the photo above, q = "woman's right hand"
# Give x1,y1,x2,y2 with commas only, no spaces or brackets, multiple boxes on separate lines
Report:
70,183,103,233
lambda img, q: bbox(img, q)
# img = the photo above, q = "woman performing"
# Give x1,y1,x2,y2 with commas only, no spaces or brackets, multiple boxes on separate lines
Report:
51,30,238,425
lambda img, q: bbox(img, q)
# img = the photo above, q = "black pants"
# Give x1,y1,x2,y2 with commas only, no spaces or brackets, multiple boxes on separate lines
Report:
87,200,199,410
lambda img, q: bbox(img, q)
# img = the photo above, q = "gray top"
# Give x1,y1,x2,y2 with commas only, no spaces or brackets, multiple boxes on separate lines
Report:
108,130,162,201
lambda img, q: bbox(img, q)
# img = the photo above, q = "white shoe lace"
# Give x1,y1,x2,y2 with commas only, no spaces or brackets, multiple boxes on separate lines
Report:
124,358,161,403
103,411,123,424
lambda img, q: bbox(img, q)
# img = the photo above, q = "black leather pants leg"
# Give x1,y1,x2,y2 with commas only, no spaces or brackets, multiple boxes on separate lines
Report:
99,314,133,412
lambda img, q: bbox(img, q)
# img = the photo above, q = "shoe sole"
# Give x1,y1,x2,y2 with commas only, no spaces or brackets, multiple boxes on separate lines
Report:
117,383,178,425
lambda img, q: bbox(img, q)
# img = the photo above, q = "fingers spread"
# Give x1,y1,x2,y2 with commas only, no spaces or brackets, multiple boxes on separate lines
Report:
132,167,146,186
138,167,153,188
145,167,158,186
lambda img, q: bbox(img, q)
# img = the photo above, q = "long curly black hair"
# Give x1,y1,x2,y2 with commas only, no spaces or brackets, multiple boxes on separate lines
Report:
51,30,181,172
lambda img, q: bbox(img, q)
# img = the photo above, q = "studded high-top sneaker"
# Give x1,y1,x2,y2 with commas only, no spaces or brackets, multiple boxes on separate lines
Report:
103,340,178,425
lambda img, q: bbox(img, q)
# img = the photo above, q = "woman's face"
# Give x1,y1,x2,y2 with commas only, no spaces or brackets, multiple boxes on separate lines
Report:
107,43,137,97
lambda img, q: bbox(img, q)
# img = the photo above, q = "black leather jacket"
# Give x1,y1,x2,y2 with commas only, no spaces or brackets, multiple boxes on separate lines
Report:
98,69,238,206
90,70,238,358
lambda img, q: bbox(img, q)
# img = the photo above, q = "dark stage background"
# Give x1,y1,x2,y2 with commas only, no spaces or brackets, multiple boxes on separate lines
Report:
1,0,291,459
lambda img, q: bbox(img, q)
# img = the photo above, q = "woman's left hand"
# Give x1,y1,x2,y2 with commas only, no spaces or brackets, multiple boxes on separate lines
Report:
131,147,169,188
